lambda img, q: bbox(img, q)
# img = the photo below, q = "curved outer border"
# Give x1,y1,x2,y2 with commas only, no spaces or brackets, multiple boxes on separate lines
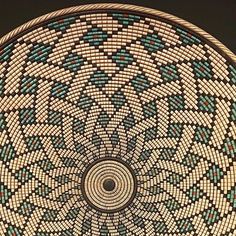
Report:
0,3,236,64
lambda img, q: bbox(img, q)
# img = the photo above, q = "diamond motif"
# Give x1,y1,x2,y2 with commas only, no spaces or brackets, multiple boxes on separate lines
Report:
194,126,211,144
146,166,159,177
159,148,176,160
72,118,85,134
62,53,84,72
226,186,236,208
60,157,76,167
48,110,63,125
182,153,200,168
37,159,55,171
51,81,69,99
144,126,157,141
123,113,135,131
77,93,94,111
167,173,183,185
112,49,134,68
43,209,58,221
228,65,236,84
90,70,110,88
75,142,85,154
0,182,12,204
0,43,14,62
110,130,119,147
133,215,145,228
20,76,38,94
55,175,71,184
142,202,159,212
81,218,92,234
176,218,194,233
127,136,137,152
112,13,140,26
141,33,165,53
35,184,51,197
0,143,16,162
83,27,108,46
131,74,150,94
165,198,181,211
198,94,216,113
0,113,6,131
15,167,33,183
153,221,167,234
28,43,52,63
159,64,180,82
18,201,35,217
175,27,201,45
168,123,183,138
51,136,66,149
139,149,152,161
143,100,157,118
168,94,185,111
186,186,203,202
207,164,223,184
47,17,76,32
19,108,36,125
100,223,109,235
148,185,162,195
97,110,110,128
223,137,236,157
192,60,212,80
66,207,80,220
92,132,102,149
26,136,42,151
57,192,73,202
110,90,126,109
117,222,127,235
202,207,220,225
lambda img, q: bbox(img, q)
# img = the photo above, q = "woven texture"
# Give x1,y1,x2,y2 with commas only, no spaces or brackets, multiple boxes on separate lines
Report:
0,4,236,236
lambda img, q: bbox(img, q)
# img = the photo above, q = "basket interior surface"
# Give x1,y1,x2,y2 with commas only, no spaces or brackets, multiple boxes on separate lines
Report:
0,4,236,236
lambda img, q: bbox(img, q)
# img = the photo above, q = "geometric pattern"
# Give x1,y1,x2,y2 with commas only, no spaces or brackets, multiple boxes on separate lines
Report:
0,4,236,236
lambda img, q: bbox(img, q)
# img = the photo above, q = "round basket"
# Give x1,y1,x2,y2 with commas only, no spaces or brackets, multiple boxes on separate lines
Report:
0,4,236,236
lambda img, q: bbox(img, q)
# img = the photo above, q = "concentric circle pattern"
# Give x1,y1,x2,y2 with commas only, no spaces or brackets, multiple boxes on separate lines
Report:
0,4,236,236
82,159,136,212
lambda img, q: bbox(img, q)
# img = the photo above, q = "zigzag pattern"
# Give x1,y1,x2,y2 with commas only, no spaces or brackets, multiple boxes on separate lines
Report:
0,9,236,236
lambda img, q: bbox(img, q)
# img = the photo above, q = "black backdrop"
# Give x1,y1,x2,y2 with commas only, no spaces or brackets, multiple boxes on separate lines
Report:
1,0,236,53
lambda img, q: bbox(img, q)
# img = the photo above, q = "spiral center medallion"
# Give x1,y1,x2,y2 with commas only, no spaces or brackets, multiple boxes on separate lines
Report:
82,159,137,213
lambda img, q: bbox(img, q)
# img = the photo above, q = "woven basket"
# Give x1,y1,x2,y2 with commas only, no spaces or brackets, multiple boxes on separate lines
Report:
0,4,236,236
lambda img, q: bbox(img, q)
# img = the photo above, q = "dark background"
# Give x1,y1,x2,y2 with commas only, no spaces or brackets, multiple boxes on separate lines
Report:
1,0,236,53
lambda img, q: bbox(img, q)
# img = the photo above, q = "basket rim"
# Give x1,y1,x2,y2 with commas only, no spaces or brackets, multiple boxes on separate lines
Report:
0,3,235,64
